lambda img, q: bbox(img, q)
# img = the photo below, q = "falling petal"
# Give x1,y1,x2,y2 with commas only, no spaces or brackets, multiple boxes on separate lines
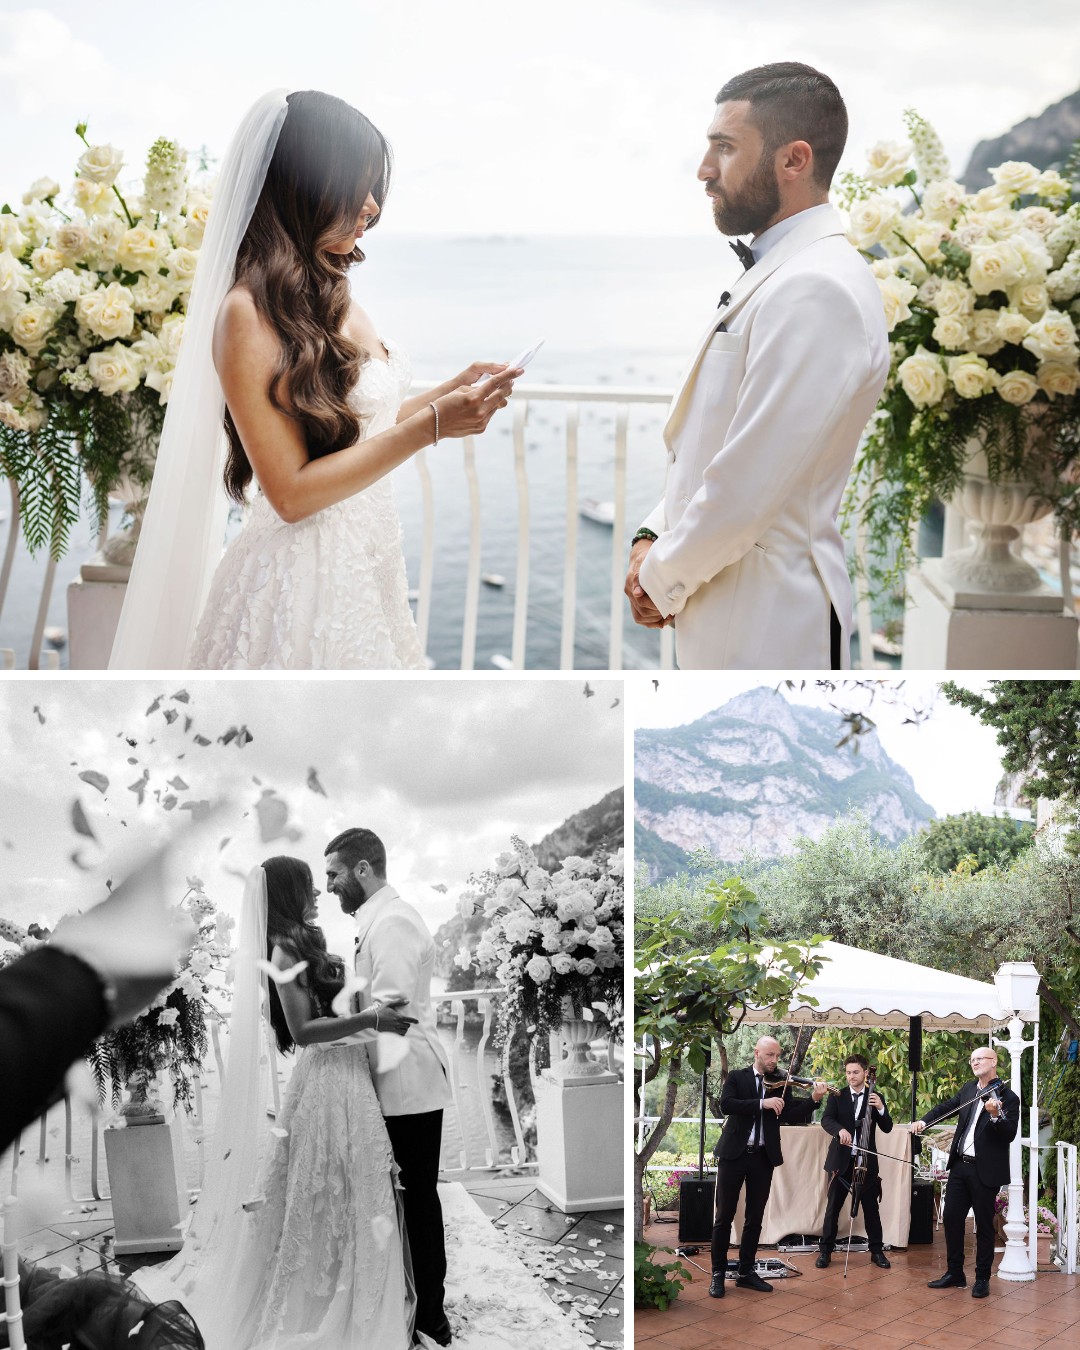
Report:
431,883,448,894
256,957,309,985
583,682,594,698
163,708,178,725
127,1322,144,1338
306,768,327,797
194,735,211,747
126,757,138,765
255,790,290,844
32,705,45,724
145,697,161,716
125,737,137,747
171,689,190,703
330,974,369,1017
71,799,97,841
269,1127,289,1138
105,879,112,891
162,795,177,811
168,776,189,790
218,837,231,852
128,770,149,805
180,800,211,821
184,716,192,733
371,1214,396,1248
78,770,109,795
241,1196,266,1212
610,698,620,708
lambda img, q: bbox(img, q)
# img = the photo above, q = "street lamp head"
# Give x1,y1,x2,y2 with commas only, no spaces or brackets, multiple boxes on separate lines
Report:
994,961,1041,1019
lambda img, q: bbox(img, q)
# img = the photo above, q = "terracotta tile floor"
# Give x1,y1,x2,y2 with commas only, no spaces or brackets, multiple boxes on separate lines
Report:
635,1220,1080,1349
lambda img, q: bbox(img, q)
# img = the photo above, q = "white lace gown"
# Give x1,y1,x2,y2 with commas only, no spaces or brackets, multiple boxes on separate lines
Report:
186,339,426,670
137,1042,412,1350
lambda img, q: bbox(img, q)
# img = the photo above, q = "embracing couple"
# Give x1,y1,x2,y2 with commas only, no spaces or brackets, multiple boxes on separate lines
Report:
141,827,453,1349
109,61,888,675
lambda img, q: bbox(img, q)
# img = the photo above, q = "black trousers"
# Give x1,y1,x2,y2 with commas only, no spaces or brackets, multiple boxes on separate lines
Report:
385,1109,447,1335
819,1162,884,1252
943,1158,997,1280
830,605,843,670
711,1149,774,1274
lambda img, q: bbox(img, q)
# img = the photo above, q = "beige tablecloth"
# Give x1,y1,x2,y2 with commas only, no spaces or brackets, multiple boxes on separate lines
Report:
714,1125,913,1247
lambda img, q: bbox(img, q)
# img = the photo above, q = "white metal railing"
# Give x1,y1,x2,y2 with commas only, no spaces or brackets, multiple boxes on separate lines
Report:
1,381,677,671
1055,1140,1078,1274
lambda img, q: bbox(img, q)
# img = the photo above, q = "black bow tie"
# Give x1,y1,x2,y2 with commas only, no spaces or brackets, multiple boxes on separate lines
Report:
730,238,755,270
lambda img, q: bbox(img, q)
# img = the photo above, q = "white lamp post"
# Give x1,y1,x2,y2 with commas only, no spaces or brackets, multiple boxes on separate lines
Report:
993,961,1041,1283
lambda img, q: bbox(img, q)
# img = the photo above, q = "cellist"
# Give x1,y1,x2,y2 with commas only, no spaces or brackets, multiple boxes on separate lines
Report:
816,1054,893,1270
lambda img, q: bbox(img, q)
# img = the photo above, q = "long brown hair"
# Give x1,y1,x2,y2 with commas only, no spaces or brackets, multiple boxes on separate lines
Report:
223,90,392,502
262,854,345,1055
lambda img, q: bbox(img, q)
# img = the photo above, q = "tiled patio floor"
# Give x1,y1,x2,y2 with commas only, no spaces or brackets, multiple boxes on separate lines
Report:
635,1218,1080,1349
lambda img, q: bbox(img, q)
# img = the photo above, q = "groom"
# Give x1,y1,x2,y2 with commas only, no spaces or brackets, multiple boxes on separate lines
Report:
625,61,889,669
326,827,454,1347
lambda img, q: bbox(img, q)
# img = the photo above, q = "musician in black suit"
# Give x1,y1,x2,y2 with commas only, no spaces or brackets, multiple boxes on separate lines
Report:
709,1035,828,1297
911,1046,1019,1299
815,1054,892,1269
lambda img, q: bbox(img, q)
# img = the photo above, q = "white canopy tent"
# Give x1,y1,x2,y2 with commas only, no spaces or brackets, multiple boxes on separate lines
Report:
740,941,1036,1032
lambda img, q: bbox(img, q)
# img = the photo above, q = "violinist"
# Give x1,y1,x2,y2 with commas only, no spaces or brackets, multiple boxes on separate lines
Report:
816,1054,892,1269
910,1047,1019,1298
710,1035,829,1298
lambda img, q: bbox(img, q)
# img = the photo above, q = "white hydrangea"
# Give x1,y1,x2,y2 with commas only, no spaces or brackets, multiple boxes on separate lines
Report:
143,138,189,219
903,108,950,185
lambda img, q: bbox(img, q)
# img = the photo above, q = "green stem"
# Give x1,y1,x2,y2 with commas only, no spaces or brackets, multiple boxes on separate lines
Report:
892,229,931,272
76,126,135,229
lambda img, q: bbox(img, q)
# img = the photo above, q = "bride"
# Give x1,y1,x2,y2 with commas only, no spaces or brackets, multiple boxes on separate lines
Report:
136,857,417,1348
109,90,519,670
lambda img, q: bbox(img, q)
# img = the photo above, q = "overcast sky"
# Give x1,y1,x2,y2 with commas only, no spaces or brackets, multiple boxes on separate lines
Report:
0,676,623,956
630,675,1012,818
3,1,1078,235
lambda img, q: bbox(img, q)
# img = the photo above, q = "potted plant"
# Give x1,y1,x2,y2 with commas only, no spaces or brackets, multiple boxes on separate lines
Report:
0,123,208,560
837,110,1080,601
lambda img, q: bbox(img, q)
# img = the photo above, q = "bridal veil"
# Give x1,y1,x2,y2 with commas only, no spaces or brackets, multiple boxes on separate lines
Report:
109,91,289,669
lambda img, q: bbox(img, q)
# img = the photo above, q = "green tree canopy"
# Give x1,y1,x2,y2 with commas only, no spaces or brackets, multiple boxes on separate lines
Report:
917,811,1034,874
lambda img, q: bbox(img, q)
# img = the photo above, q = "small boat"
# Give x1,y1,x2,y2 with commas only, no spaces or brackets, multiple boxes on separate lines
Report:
580,498,615,526
490,654,513,670
481,573,506,588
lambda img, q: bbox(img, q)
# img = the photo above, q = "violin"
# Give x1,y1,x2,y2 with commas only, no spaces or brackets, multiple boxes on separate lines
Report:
760,1069,840,1097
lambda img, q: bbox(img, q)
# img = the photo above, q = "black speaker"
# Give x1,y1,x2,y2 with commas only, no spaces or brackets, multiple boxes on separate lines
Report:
908,1017,923,1072
678,1178,715,1243
909,1180,934,1244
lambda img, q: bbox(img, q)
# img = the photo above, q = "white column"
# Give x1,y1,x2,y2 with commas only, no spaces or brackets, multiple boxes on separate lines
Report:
994,1015,1036,1281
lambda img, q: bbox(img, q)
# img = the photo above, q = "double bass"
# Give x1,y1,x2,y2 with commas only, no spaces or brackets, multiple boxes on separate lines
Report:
844,1065,877,1279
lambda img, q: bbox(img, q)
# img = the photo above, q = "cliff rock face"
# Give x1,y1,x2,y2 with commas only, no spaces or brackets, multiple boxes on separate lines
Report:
962,87,1080,188
635,687,934,881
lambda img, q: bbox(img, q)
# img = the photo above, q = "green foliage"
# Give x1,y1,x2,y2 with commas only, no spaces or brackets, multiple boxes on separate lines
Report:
941,681,1080,804
633,1243,691,1311
917,811,1035,874
633,820,695,884
87,983,208,1111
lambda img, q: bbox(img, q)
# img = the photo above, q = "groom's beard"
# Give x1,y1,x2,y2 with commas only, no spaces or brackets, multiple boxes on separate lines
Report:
709,149,780,238
335,875,366,917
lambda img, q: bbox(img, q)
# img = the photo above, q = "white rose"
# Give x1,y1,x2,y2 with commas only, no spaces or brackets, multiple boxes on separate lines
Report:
990,161,1042,197
996,370,1039,405
1019,206,1058,238
909,220,947,265
846,193,903,250
130,273,177,314
1010,230,1053,282
969,239,1026,295
1022,308,1080,363
77,144,124,186
29,246,65,279
575,957,597,976
0,217,27,254
525,955,552,984
922,178,966,220
1010,281,1049,319
55,223,91,260
1035,169,1071,202
0,350,32,400
1038,360,1080,399
931,313,969,349
878,274,918,331
996,310,1032,344
15,203,49,249
87,343,142,395
166,246,199,288
72,178,113,217
550,953,574,975
116,226,171,274
948,353,999,399
968,310,1006,356
189,949,212,977
864,140,911,188
182,191,212,247
89,216,126,259
157,1007,180,1028
11,302,56,354
956,219,990,249
931,279,975,317
76,281,136,341
897,346,948,407
23,177,60,204
496,877,524,904
971,185,1012,211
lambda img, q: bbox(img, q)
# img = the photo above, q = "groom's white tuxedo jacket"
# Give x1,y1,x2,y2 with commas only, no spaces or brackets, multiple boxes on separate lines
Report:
638,204,888,669
353,884,453,1118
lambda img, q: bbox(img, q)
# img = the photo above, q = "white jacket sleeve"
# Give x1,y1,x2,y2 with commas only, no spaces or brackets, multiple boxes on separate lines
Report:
638,271,874,616
369,912,421,1008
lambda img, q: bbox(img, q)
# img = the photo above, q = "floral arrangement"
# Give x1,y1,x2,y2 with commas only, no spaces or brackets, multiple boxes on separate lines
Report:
0,123,208,557
647,1167,694,1211
993,1192,1060,1238
87,875,234,1111
836,110,1080,592
455,837,623,1045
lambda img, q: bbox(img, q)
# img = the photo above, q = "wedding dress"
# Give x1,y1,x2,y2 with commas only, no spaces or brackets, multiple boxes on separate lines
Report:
186,339,426,670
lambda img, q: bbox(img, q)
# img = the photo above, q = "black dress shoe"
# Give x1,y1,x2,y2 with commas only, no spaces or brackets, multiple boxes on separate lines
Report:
927,1272,966,1289
708,1271,726,1298
416,1317,452,1346
972,1279,990,1298
870,1251,891,1269
815,1251,831,1268
736,1271,773,1292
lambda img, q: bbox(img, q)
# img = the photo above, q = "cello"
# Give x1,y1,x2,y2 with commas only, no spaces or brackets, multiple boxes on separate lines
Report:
843,1065,877,1279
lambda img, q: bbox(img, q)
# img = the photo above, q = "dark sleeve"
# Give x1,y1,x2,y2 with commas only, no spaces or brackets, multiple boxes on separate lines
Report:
923,1087,967,1127
0,947,109,1152
820,1091,840,1138
783,1088,818,1125
877,1094,893,1135
994,1087,1020,1144
719,1070,760,1119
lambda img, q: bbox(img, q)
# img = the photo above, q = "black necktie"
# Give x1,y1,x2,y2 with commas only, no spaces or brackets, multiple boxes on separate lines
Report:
730,238,755,270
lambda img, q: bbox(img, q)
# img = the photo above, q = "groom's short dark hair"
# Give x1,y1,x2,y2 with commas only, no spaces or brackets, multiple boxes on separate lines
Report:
717,62,847,189
325,827,387,877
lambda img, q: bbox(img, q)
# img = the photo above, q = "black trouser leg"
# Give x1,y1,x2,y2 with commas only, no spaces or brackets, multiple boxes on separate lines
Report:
821,1168,884,1253
943,1160,995,1278
385,1110,447,1335
819,1169,849,1251
711,1152,774,1274
830,605,843,670
861,1177,885,1253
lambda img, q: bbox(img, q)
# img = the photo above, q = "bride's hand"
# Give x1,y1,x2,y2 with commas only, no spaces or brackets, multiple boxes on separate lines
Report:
456,360,509,385
432,368,523,440
375,1000,417,1037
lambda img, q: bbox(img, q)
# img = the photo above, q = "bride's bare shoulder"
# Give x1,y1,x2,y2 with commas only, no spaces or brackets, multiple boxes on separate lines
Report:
213,284,278,371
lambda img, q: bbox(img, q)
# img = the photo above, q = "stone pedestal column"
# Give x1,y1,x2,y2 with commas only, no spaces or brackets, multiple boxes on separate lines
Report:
104,1115,190,1255
66,554,129,670
535,1073,622,1213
